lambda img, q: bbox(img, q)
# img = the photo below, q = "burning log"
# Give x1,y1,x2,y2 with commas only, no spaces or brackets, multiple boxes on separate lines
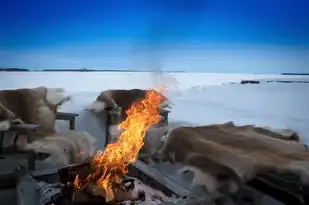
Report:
80,177,176,205
84,178,143,203
58,161,176,204
69,89,167,203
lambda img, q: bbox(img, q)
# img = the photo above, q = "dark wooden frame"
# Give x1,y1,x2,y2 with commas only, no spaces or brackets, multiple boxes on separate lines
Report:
0,111,79,172
56,112,79,130
247,172,309,205
0,124,39,171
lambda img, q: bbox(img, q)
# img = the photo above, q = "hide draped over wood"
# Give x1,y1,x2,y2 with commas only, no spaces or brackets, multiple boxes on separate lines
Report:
0,87,71,136
87,89,170,124
0,87,97,168
86,88,170,162
157,122,307,197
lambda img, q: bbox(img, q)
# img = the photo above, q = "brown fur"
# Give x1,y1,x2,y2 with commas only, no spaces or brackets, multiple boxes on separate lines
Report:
0,101,17,121
214,121,300,142
0,101,22,131
180,152,243,195
88,89,170,123
88,88,170,163
0,87,70,136
158,123,309,194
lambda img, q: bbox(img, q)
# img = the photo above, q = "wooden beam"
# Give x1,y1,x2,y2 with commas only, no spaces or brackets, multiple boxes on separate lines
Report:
56,112,79,121
247,174,305,205
0,166,26,189
0,150,36,170
130,160,191,198
9,124,39,134
56,112,79,130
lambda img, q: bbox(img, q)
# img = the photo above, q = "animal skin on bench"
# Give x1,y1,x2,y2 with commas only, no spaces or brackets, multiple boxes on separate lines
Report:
0,124,40,170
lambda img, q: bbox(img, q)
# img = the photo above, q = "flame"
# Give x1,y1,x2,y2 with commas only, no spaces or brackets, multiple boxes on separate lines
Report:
74,88,166,202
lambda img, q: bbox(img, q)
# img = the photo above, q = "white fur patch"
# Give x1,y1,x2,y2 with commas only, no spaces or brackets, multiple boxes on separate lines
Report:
23,131,97,167
160,134,168,142
46,87,70,106
160,130,170,142
0,120,11,131
86,101,107,113
78,131,97,157
143,126,168,155
37,106,55,128
179,166,218,193
25,140,71,167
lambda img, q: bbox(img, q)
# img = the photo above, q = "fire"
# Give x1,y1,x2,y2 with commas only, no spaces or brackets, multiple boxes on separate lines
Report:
74,88,166,202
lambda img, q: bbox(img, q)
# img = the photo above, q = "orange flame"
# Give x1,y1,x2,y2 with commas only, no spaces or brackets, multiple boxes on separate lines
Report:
74,88,166,202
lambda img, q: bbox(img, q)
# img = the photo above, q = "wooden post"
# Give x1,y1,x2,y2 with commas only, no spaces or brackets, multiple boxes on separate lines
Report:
160,109,170,125
105,110,111,149
0,131,5,154
56,112,79,130
69,120,75,130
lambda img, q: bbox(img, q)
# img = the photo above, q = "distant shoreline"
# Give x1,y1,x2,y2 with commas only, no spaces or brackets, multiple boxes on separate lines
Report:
0,68,185,73
0,68,308,75
281,73,309,76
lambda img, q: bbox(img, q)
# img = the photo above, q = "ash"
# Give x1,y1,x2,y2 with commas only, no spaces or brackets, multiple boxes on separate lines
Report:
117,177,177,205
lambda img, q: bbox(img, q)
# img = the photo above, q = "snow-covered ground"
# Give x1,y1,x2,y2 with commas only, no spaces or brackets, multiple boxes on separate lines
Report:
0,71,309,145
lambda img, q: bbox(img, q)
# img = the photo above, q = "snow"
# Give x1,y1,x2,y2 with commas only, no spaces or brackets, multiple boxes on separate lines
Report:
0,71,309,145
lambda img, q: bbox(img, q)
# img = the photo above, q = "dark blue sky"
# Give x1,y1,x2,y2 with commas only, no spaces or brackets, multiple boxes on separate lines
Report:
0,0,308,73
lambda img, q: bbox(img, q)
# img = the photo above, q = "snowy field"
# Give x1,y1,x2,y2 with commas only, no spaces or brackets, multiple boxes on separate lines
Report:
0,71,309,146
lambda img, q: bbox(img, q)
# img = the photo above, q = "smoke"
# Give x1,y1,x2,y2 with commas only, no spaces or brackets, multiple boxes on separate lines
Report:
131,0,209,88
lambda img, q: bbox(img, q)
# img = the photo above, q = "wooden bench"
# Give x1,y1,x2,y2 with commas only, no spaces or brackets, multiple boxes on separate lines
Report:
0,112,79,172
0,124,39,171
56,112,79,130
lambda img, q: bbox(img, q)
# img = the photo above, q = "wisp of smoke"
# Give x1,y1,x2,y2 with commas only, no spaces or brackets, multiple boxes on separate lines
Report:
131,0,208,88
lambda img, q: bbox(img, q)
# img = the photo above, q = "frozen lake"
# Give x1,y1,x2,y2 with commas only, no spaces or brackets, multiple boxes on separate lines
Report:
0,71,308,145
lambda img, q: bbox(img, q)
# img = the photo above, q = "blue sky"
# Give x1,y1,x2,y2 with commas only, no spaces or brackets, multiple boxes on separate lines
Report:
0,0,308,73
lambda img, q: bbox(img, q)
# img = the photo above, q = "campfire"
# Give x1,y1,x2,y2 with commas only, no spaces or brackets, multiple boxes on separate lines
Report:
71,88,171,204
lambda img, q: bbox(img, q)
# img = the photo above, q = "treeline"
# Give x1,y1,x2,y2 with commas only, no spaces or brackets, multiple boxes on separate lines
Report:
0,68,30,71
0,68,185,72
281,73,309,76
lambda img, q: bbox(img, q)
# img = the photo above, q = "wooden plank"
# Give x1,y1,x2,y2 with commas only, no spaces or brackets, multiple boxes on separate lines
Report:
247,176,304,205
0,166,26,189
257,172,306,194
0,150,36,170
56,112,79,121
9,124,39,134
131,160,191,197
160,109,170,114
0,124,38,156
56,112,79,130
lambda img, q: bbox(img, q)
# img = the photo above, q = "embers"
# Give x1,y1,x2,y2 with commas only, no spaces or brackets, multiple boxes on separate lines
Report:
56,161,178,205
57,177,175,205
83,177,146,203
